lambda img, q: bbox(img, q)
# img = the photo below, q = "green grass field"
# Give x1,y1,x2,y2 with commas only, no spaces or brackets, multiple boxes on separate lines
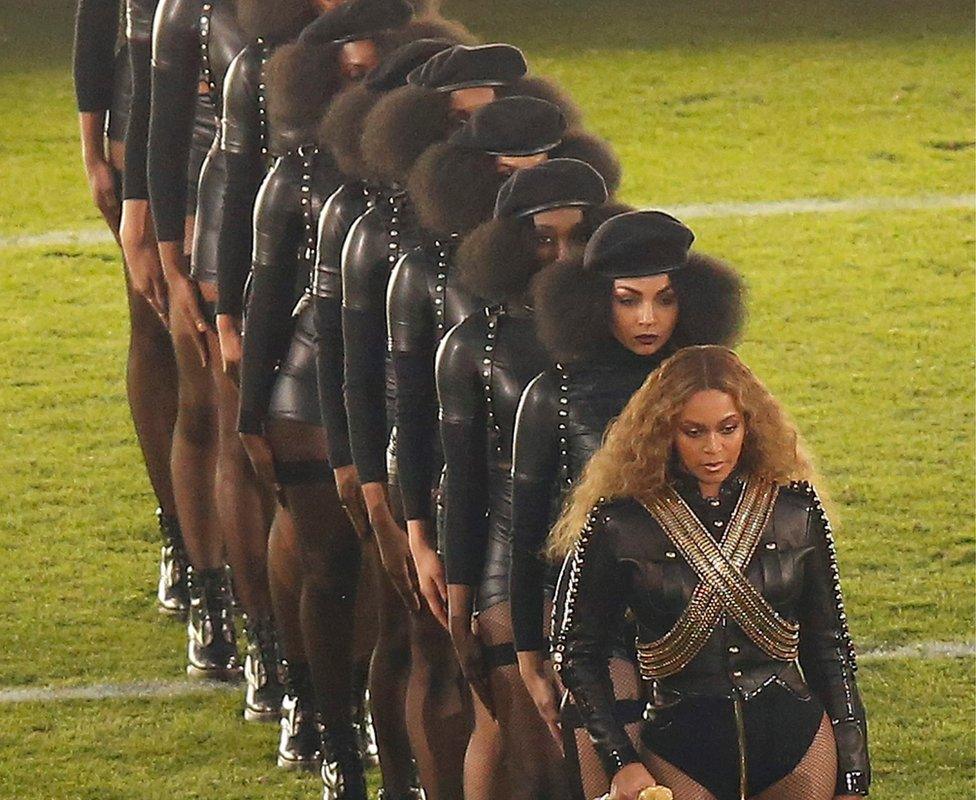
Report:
0,0,973,798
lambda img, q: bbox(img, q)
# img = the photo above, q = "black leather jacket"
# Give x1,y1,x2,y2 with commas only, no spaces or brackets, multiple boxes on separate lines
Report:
148,0,244,242
237,147,340,434
341,192,421,485
387,238,481,523
310,181,379,469
510,347,666,653
214,41,274,315
552,477,870,795
437,305,550,587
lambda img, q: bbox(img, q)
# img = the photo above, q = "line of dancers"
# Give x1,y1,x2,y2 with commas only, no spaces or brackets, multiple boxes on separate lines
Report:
73,0,870,797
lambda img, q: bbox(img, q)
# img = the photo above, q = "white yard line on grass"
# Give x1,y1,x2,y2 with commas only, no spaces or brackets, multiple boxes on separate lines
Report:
0,641,971,705
1,194,973,250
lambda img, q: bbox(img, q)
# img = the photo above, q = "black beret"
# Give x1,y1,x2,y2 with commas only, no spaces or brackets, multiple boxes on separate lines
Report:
449,96,566,156
406,43,527,93
583,210,695,278
299,0,412,47
494,158,607,219
365,38,454,91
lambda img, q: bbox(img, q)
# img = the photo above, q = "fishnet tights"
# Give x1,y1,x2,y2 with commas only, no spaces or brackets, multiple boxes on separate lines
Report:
571,657,643,799
478,602,570,799
637,713,837,800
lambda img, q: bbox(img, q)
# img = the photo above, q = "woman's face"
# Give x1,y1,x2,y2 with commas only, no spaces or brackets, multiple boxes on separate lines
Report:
673,389,745,494
448,86,497,124
495,151,548,176
339,39,380,85
531,207,584,264
610,274,679,356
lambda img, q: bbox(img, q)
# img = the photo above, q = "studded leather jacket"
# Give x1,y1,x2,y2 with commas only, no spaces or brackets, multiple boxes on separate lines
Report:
310,181,379,469
552,476,870,795
213,41,274,315
341,192,422,485
510,346,666,653
437,305,551,587
387,238,482,523
237,147,340,434
148,0,245,243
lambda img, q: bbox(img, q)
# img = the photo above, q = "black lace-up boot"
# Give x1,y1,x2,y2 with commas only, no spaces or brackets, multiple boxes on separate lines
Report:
156,508,189,617
377,789,426,800
277,661,322,771
242,615,285,722
185,566,241,681
320,725,368,800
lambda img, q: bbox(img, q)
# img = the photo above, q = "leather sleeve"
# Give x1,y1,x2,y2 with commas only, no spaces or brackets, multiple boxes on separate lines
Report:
436,317,490,586
551,507,641,776
237,157,302,434
215,45,266,316
797,486,871,795
341,210,392,484
510,370,561,653
74,0,119,112
122,36,152,199
311,186,368,469
148,0,201,243
388,250,437,522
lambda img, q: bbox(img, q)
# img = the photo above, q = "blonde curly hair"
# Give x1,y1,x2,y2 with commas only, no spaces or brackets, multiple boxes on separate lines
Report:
548,346,819,558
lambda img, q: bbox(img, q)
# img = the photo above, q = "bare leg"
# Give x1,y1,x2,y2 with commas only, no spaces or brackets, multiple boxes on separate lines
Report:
167,292,221,570
265,419,360,732
109,141,178,516
406,608,471,800
364,539,416,795
204,313,273,617
268,507,304,663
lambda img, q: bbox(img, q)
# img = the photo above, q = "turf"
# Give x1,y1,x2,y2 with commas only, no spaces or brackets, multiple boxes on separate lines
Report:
0,0,973,797
0,659,970,800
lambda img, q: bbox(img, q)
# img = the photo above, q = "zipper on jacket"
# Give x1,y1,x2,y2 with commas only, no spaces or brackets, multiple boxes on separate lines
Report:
733,693,748,800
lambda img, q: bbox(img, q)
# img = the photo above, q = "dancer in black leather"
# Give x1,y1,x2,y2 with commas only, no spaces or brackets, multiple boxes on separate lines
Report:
511,206,745,797
75,0,182,615
147,0,249,679
550,344,870,800
314,33,475,800
436,159,607,799
351,43,529,800
238,2,425,795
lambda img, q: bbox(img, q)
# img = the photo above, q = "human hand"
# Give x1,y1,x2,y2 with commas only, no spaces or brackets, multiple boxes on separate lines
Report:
121,199,168,322
518,655,563,747
407,520,448,628
240,432,277,487
334,464,369,539
215,314,243,382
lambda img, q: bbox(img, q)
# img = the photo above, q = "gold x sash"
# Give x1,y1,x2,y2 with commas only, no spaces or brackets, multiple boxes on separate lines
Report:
636,479,799,679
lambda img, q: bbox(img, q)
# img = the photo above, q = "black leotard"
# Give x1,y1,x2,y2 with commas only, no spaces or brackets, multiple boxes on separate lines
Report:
437,305,550,609
237,147,340,434
510,347,665,653
147,0,244,243
387,238,480,523
341,193,421,485
310,181,380,469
